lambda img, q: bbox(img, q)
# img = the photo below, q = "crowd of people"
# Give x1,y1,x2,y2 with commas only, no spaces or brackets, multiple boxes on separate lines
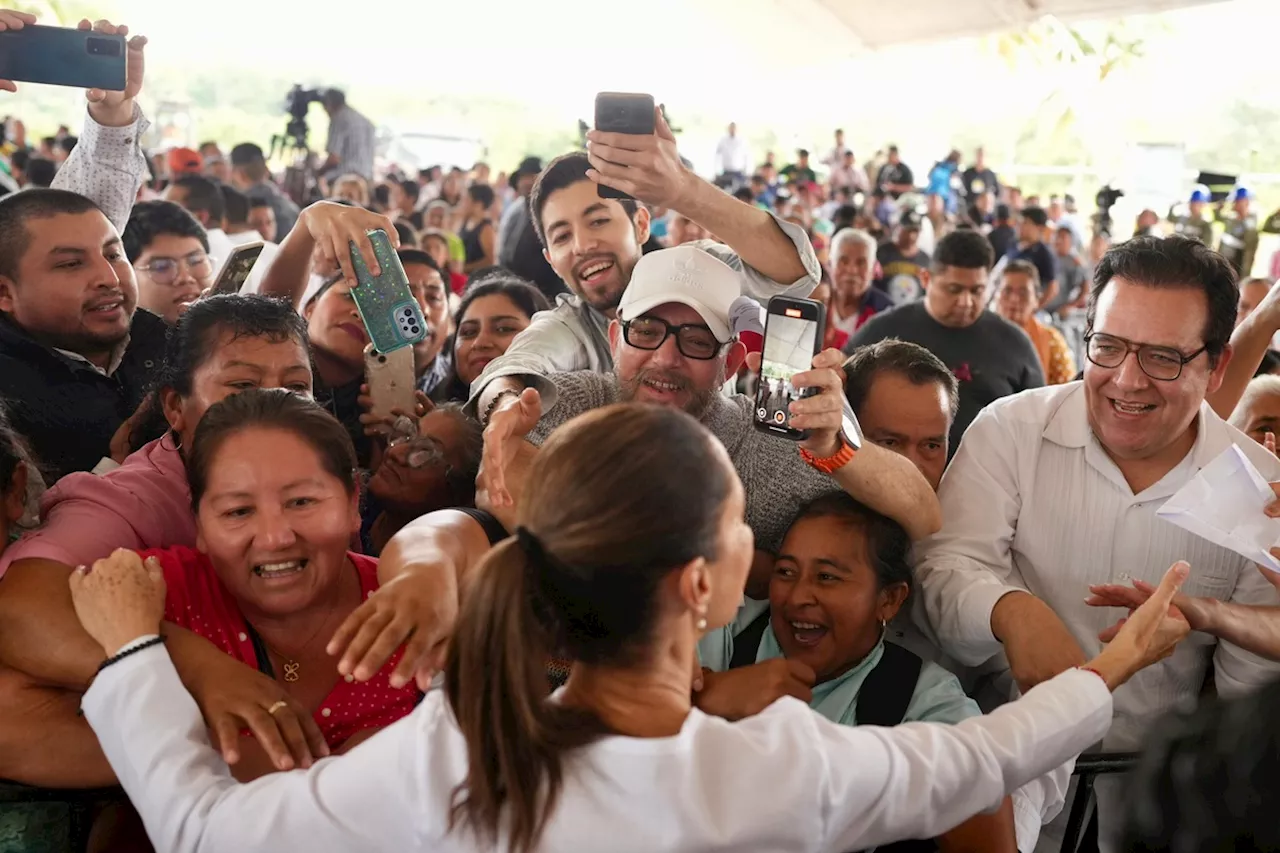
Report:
2,9,1280,853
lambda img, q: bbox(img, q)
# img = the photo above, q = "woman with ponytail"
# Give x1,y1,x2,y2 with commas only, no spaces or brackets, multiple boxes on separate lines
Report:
69,403,1192,853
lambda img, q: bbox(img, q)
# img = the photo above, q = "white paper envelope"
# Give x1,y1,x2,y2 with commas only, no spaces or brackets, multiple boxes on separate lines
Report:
1157,444,1280,572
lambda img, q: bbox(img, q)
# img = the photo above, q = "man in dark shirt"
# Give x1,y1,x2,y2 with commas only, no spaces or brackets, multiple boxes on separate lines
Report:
876,145,914,198
0,189,166,480
845,229,1044,453
988,204,1016,260
961,147,1000,202
874,210,931,305
779,149,817,186
1008,206,1058,307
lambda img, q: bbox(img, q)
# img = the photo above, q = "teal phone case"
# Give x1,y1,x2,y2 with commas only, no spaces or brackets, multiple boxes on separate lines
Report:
348,229,428,354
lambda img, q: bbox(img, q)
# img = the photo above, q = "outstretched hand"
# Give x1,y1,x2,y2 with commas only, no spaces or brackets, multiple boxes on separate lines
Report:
479,388,542,509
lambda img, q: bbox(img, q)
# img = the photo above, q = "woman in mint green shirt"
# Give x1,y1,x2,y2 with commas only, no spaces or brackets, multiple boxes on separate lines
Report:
698,492,1017,853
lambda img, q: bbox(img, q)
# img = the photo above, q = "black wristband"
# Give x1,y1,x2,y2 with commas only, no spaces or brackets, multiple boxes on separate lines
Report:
483,388,522,426
96,635,166,675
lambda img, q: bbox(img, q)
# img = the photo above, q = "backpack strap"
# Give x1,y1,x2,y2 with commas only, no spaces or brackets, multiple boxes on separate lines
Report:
728,609,772,670
855,641,923,727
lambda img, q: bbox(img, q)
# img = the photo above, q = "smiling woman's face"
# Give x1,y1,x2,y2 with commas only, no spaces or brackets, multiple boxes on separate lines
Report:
454,294,533,386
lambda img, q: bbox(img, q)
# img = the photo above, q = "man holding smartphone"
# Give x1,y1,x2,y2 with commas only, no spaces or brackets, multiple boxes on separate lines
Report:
480,246,940,569
469,104,821,425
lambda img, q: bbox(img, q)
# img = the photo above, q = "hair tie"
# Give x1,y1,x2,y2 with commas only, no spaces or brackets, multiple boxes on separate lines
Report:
515,526,545,563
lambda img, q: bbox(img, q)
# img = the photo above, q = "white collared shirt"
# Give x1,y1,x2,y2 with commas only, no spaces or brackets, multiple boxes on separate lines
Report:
915,382,1280,752
714,135,750,175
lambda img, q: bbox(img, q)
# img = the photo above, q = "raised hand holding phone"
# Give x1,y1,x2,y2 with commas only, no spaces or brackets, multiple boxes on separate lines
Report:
587,94,694,209
347,228,427,355
753,296,826,441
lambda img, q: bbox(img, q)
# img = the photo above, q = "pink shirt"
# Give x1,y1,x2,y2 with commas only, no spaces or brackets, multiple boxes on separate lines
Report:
0,435,193,577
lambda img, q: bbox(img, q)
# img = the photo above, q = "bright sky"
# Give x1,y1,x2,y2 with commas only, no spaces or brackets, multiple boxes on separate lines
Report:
106,0,1278,134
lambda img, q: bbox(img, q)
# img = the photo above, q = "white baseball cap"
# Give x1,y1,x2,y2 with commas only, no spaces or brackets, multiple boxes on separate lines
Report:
616,246,740,342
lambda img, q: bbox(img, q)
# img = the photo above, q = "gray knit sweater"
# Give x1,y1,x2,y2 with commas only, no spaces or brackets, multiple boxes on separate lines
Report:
528,372,836,553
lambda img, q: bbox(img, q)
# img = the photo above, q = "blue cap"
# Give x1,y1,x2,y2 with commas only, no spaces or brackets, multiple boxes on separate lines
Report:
1232,186,1254,202
1189,186,1211,204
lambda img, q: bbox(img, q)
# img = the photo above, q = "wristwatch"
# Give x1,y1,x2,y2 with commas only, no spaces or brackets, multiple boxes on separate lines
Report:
800,412,862,474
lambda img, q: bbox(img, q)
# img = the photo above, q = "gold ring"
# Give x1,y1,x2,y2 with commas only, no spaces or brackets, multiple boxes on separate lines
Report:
266,700,288,716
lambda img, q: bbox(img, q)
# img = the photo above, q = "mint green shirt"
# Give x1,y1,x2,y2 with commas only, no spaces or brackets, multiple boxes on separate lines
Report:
699,599,980,727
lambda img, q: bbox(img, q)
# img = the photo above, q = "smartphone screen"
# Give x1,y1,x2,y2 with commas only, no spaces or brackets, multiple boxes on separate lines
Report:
209,243,264,295
754,299,823,440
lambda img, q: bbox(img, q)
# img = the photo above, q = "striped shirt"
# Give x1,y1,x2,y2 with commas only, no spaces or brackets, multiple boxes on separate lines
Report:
324,106,376,181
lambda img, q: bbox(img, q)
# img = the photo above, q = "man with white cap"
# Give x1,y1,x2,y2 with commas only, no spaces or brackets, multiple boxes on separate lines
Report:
481,245,942,558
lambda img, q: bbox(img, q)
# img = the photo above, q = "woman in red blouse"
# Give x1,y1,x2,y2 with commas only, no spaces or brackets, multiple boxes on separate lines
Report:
145,387,419,779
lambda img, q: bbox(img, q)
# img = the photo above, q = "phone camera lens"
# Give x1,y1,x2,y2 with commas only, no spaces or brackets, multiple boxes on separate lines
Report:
377,355,387,364
410,326,420,335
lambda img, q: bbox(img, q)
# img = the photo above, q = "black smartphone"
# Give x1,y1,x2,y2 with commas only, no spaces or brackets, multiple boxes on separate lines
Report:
593,92,656,201
754,296,826,441
208,242,265,296
0,25,126,90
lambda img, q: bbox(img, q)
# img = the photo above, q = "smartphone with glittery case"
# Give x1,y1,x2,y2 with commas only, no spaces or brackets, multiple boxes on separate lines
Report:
348,229,427,354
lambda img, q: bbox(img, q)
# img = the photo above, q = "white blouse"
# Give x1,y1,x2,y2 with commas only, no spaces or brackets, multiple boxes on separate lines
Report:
83,646,1113,853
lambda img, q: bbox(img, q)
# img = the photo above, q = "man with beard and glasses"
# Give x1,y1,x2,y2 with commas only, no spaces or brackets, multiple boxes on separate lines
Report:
467,107,820,425
481,246,941,577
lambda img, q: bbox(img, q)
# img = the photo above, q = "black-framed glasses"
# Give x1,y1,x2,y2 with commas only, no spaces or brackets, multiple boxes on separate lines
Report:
1083,332,1207,382
621,317,726,360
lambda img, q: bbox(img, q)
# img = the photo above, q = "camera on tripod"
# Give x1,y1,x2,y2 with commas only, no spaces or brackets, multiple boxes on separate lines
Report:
282,84,324,150
270,84,328,208
1093,185,1125,238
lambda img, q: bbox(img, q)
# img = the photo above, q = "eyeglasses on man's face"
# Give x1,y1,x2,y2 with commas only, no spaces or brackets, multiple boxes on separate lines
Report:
621,317,726,361
136,251,215,286
1084,331,1208,382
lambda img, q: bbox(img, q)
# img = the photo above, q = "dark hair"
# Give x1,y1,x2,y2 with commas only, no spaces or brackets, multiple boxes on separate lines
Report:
57,136,77,155
456,275,549,322
0,403,35,499
797,149,810,158
24,157,56,188
932,229,995,273
785,492,912,592
372,184,391,209
0,188,104,278
1001,258,1041,291
1088,235,1238,365
435,403,484,506
322,88,347,110
221,185,250,226
398,179,420,203
249,197,272,211
1021,206,1049,227
444,404,734,852
1256,349,1280,378
229,143,269,183
10,149,29,173
171,175,226,223
467,183,495,209
393,220,419,249
733,187,754,204
122,201,210,263
843,339,959,421
1120,677,1280,853
398,248,442,275
129,294,310,451
188,389,355,509
529,152,638,247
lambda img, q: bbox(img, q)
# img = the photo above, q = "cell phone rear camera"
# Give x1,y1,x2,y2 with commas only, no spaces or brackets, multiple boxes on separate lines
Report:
86,37,121,57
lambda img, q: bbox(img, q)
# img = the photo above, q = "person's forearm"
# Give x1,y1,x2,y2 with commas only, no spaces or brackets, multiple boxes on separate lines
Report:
1040,281,1058,310
936,797,1017,853
1207,311,1275,418
258,211,317,307
674,174,807,284
475,376,527,425
828,442,941,540
1196,599,1280,661
375,513,470,595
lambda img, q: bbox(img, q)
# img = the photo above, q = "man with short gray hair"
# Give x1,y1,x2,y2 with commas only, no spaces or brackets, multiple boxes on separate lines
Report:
829,228,893,337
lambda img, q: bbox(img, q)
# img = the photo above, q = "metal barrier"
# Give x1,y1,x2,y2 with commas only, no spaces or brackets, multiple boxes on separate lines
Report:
1060,752,1141,853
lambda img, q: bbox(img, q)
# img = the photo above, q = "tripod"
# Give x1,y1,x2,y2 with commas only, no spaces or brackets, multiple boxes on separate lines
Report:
270,117,321,208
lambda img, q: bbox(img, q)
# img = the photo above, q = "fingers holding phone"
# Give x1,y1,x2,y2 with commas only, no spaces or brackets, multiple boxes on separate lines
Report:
587,93,692,208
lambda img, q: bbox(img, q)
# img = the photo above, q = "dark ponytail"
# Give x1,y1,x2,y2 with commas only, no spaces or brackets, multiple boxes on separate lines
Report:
444,403,734,852
445,538,603,852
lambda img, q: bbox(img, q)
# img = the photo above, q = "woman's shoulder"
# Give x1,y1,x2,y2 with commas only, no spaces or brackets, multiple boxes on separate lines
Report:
902,658,982,726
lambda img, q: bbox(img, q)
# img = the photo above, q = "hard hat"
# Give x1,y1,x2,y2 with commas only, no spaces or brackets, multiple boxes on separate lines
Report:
1232,186,1255,202
1189,185,1211,204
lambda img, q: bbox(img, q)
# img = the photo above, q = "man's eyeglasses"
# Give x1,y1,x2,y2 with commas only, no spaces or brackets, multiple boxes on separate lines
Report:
621,317,726,361
1083,332,1208,382
136,252,215,286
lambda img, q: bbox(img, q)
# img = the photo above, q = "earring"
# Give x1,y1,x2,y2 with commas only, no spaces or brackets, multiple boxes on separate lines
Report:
695,605,708,632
